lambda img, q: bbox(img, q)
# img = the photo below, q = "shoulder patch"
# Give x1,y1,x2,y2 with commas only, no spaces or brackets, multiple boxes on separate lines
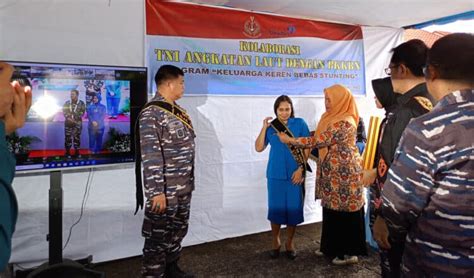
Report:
413,96,433,111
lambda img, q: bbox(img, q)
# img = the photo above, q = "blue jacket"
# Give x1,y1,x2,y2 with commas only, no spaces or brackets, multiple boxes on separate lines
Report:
87,103,106,130
0,121,17,269
265,117,310,180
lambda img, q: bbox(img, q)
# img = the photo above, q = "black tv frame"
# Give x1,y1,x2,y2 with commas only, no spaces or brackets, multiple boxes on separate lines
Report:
6,60,148,173
7,61,148,277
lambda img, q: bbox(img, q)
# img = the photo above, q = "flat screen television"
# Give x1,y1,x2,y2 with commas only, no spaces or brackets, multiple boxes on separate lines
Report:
6,61,148,173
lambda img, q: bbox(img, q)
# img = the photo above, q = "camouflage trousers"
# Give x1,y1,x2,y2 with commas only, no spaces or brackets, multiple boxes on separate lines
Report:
141,193,192,278
64,124,82,150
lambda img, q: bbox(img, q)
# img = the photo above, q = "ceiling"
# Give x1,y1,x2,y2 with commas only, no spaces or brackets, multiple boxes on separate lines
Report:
172,0,473,28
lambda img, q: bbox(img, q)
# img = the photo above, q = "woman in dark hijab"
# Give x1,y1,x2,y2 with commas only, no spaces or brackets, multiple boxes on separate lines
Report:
366,77,399,220
363,77,401,275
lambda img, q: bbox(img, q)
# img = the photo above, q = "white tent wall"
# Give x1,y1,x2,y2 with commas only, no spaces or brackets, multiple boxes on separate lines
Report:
0,0,403,265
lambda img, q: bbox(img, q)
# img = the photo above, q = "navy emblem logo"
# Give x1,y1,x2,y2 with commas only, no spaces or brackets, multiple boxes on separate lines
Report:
176,128,185,138
414,96,433,111
243,16,261,38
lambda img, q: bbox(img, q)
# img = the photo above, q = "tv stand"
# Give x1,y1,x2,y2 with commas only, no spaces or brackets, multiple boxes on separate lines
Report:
15,171,104,278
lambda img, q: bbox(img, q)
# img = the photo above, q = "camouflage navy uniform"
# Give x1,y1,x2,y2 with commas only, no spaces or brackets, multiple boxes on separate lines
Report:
382,89,474,277
139,95,195,277
62,99,86,154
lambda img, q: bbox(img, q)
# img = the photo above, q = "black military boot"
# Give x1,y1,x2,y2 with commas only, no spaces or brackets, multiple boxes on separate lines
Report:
165,261,194,278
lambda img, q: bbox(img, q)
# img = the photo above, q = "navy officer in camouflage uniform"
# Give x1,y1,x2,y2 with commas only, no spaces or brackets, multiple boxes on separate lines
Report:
381,32,474,278
137,65,195,278
367,39,435,278
62,89,86,157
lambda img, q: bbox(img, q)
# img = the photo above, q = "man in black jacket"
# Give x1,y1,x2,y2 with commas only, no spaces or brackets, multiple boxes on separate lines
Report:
370,40,435,278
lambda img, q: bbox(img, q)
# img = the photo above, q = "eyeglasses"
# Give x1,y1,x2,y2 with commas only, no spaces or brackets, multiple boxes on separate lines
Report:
384,64,400,76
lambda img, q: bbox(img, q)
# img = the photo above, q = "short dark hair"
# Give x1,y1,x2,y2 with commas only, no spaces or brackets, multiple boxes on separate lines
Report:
427,33,474,82
71,89,79,96
154,65,184,87
390,39,428,77
273,95,295,118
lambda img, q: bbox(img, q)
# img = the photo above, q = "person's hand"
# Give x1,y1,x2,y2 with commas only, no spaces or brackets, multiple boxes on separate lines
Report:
0,62,14,118
361,168,377,186
4,81,32,134
20,82,33,112
92,121,98,127
373,216,391,249
262,117,272,129
277,132,292,144
151,193,166,214
291,167,304,185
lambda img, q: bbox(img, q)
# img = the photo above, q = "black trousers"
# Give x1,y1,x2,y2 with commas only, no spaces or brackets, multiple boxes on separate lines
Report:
320,207,367,259
379,238,405,278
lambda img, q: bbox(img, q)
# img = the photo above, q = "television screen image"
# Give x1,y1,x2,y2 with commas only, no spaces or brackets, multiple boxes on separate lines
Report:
7,61,148,172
